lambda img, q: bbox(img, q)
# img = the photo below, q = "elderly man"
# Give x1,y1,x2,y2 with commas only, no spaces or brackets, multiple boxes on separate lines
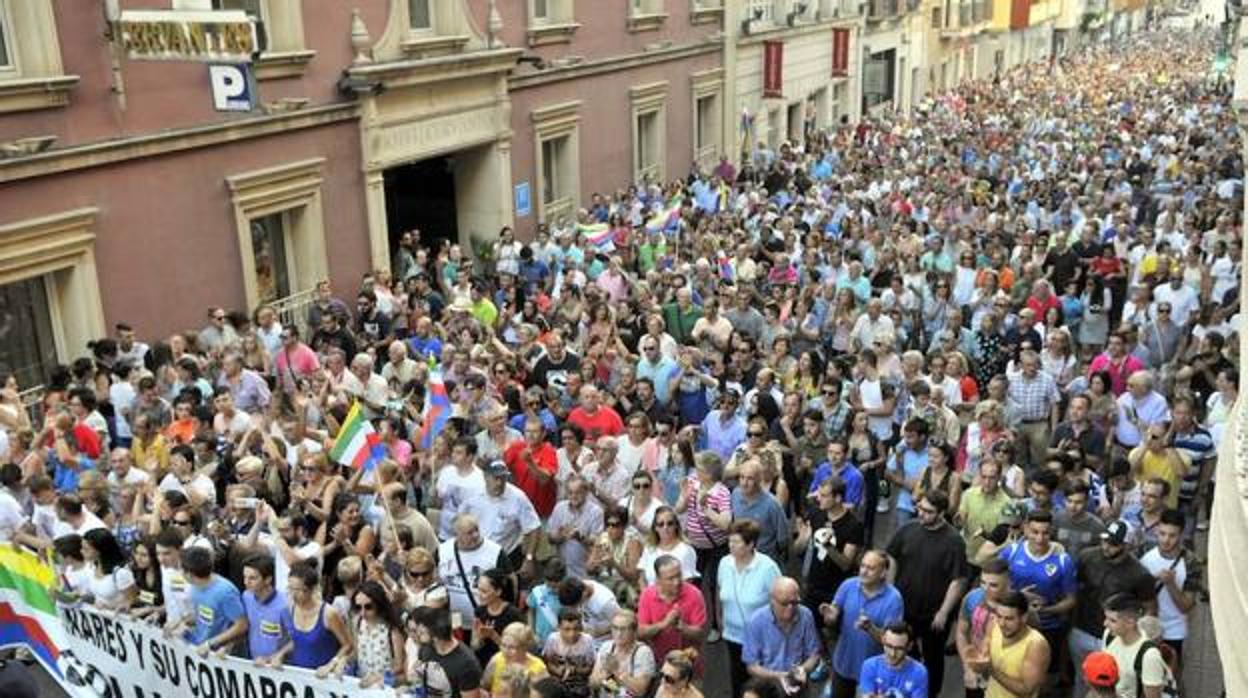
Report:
567,385,625,440
850,298,895,352
436,513,510,624
380,340,421,391
730,458,789,560
1007,350,1062,469
1114,371,1170,453
637,555,707,670
345,352,390,419
821,550,904,698
546,474,605,578
217,352,271,414
742,577,821,696
504,416,559,518
458,461,542,572
662,287,702,346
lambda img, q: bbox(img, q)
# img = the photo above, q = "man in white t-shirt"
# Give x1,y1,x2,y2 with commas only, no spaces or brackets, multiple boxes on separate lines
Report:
1150,272,1200,328
52,494,107,539
1138,510,1199,660
0,463,30,545
155,528,194,628
1102,593,1169,698
245,503,321,592
434,439,487,540
158,445,216,506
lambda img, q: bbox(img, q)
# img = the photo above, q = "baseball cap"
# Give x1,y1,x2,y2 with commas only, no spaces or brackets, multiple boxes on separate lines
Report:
1082,651,1119,689
483,460,510,480
1101,520,1130,545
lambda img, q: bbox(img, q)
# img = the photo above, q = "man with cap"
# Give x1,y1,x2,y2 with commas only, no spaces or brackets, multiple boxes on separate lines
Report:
1069,520,1157,697
1081,650,1120,698
457,460,542,573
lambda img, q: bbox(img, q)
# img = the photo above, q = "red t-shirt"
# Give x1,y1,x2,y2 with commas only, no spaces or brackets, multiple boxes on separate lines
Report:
503,440,558,517
636,582,707,674
72,422,102,459
567,405,624,440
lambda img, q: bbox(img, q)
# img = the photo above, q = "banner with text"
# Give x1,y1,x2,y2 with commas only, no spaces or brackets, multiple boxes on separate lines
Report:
52,603,396,698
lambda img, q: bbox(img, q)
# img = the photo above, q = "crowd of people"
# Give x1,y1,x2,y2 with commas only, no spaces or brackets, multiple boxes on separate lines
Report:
0,22,1238,698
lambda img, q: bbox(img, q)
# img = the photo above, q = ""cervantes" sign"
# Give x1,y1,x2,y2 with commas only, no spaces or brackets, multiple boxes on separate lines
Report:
117,10,258,63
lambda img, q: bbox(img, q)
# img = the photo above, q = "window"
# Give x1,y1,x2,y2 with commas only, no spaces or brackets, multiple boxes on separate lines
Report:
830,84,844,124
767,108,780,150
213,0,268,51
409,0,433,31
628,0,667,31
0,276,58,389
532,101,582,224
0,208,105,385
0,7,10,69
249,212,292,303
208,0,313,79
691,0,724,24
630,82,668,182
691,68,723,167
0,0,78,113
527,0,578,45
787,102,803,143
746,0,775,22
227,159,330,310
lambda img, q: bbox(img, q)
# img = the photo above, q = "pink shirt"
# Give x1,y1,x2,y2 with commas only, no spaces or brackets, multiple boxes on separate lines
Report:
682,476,731,549
636,582,706,672
275,344,320,390
1087,352,1143,396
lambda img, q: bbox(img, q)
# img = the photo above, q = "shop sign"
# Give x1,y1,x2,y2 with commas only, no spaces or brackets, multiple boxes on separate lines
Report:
117,10,258,63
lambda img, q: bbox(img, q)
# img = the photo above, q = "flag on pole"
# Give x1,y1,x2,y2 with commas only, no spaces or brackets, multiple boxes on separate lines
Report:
576,223,615,252
0,544,69,683
328,402,386,471
419,369,451,450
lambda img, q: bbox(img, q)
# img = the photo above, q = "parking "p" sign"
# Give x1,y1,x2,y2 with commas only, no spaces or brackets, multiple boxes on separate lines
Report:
209,64,254,112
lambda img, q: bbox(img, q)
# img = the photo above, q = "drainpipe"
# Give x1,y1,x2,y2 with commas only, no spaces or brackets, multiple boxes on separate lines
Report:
103,0,127,111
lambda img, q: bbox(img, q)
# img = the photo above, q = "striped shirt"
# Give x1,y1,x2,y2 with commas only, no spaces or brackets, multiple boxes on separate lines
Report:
1172,425,1214,503
682,475,732,549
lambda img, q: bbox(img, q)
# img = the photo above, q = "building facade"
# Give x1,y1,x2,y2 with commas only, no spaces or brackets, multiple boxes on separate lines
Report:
0,0,381,388
723,0,862,154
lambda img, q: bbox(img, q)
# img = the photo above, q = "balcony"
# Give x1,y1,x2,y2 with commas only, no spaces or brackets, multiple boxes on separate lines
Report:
866,0,901,22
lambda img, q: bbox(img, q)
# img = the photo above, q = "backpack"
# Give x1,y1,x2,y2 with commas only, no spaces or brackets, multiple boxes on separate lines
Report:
1107,634,1180,698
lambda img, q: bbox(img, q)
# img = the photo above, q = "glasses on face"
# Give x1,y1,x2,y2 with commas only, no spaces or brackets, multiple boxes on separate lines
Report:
661,674,681,685
173,519,192,527
633,482,650,490
407,568,433,578
657,428,672,437
213,315,226,321
655,520,678,529
776,598,801,607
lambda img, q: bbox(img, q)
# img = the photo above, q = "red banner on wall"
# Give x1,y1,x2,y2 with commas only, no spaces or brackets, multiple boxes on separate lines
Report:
763,40,784,98
832,28,850,76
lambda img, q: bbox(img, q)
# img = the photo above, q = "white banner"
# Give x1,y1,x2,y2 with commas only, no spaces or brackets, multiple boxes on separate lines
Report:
53,603,397,698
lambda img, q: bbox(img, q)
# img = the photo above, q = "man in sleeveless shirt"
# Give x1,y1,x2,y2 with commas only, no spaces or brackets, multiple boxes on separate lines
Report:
965,590,1050,697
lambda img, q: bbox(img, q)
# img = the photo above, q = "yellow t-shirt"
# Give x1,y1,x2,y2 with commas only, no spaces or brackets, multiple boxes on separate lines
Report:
486,654,547,694
1137,450,1183,509
986,624,1046,698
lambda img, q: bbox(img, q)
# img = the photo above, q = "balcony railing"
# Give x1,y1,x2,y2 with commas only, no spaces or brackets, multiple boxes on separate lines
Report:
867,0,900,20
269,288,319,341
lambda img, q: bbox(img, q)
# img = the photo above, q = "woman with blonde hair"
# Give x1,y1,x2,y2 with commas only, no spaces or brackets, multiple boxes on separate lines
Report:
483,622,548,696
654,649,702,698
956,399,1013,482
398,546,448,610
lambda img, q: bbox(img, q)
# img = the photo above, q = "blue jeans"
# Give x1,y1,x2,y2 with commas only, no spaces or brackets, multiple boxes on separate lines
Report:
1068,627,1103,698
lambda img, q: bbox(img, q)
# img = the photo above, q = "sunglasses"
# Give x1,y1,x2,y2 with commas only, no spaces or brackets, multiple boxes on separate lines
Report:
633,482,650,490
661,674,681,685
748,431,766,438
655,520,678,529
407,568,434,578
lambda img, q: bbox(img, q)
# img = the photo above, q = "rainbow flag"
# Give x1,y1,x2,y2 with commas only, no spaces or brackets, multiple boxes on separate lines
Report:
419,369,451,450
0,543,67,681
644,198,682,235
576,223,614,252
328,402,386,471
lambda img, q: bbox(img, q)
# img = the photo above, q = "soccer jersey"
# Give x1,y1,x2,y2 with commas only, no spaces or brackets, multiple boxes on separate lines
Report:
999,541,1076,630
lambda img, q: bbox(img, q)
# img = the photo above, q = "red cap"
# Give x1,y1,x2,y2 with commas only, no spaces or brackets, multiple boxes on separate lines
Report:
1082,651,1119,689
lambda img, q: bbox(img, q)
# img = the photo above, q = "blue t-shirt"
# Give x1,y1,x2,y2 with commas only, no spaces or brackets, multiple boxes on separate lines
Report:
858,655,929,697
188,575,245,646
526,584,562,646
243,589,288,659
890,448,929,514
830,578,905,681
52,453,95,493
998,541,1077,630
809,462,865,508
